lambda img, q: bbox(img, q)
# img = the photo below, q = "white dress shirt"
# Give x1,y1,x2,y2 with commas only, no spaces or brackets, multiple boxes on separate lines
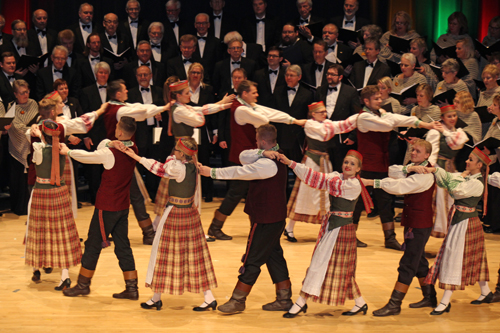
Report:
52,65,63,82
106,32,118,54
363,59,377,88
12,40,26,56
213,12,222,39
128,17,138,48
79,21,92,46
342,15,356,31
326,83,341,118
268,67,279,93
287,84,299,106
151,41,161,62
314,61,326,87
189,84,200,104
170,21,179,44
325,42,338,63
139,85,154,125
97,83,107,103
197,33,207,57
256,15,266,51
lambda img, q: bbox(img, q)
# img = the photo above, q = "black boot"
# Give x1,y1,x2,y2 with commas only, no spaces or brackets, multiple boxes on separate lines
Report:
262,279,293,311
383,222,401,251
139,218,155,245
491,269,500,303
218,281,251,313
409,279,437,308
113,270,139,300
373,283,408,316
63,267,94,297
208,209,232,240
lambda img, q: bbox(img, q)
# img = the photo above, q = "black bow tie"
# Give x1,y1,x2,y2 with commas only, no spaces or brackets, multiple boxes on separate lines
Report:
91,56,100,61
328,44,336,50
7,75,15,80
269,69,277,75
141,62,151,67
366,60,374,67
232,61,241,65
141,87,150,92
299,18,308,24
287,86,296,92
197,36,206,41
345,20,354,24
183,58,191,63
214,15,221,20
151,44,160,49
256,18,265,23
171,21,178,28
315,64,324,72
82,24,91,29
54,69,63,73
328,86,338,92
98,85,107,89
36,29,46,36
130,20,138,24
108,35,117,40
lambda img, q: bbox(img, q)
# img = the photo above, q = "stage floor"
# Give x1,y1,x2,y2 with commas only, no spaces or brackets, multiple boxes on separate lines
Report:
1,199,499,332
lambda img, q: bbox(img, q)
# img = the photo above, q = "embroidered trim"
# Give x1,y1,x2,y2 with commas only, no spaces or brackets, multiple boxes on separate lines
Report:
329,211,354,218
374,179,381,189
211,168,217,179
168,195,195,205
455,205,475,213
36,177,51,184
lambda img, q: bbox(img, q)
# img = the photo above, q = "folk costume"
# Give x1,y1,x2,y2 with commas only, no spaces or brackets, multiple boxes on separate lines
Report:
371,160,437,316
482,116,500,233
426,105,469,237
25,120,81,289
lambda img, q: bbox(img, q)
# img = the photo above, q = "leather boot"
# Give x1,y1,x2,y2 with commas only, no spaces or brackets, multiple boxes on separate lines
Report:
409,278,437,308
208,210,232,240
492,269,500,303
63,267,94,297
372,282,408,316
383,222,401,251
262,279,293,311
113,270,139,300
355,224,367,247
139,218,155,245
218,281,252,313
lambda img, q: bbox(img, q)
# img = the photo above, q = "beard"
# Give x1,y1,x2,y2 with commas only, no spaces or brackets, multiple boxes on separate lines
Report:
15,35,29,48
150,37,162,45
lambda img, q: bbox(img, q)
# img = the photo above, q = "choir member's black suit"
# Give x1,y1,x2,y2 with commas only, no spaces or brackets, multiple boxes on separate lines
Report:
69,23,97,55
253,66,286,108
0,72,22,109
330,16,370,31
99,31,133,61
208,12,233,40
27,27,58,61
64,96,85,196
301,59,333,88
119,18,150,50
122,60,166,89
150,40,179,66
164,20,191,46
292,15,326,39
76,54,115,88
279,39,313,66
212,57,256,96
334,42,354,64
348,59,391,89
222,42,266,69
241,15,281,51
316,83,360,171
36,64,81,101
166,55,201,81
193,35,222,84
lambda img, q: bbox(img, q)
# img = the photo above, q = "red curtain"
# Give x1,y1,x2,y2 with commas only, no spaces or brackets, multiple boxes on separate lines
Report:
478,0,500,41
1,0,31,33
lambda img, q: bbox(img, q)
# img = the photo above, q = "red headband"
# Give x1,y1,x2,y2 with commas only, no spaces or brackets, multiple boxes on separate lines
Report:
176,138,197,156
346,149,363,163
472,147,491,165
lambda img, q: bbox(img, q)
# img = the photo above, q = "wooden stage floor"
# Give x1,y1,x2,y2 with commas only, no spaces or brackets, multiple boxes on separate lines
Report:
1,199,499,332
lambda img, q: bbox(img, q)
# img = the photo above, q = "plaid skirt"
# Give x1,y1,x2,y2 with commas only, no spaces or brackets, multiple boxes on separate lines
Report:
301,223,361,306
425,217,489,290
154,178,169,216
63,156,72,191
149,206,217,295
25,186,82,268
287,177,322,224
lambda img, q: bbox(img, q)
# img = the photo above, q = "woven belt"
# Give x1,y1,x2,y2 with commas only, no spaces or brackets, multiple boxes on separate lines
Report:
329,211,354,218
307,148,328,156
437,155,451,161
36,177,51,184
168,195,194,205
455,205,475,213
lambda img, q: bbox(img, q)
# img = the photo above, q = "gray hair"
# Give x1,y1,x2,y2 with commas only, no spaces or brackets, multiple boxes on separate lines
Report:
52,45,68,57
95,61,111,73
287,64,302,76
126,0,141,10
148,22,165,34
79,3,93,12
401,53,416,66
195,13,209,22
297,0,313,6
442,58,460,73
165,0,181,10
223,31,243,45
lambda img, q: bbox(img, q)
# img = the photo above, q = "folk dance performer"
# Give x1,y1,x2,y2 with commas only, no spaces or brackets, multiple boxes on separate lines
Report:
200,124,293,314
418,147,491,315
280,150,373,318
352,85,436,250
363,139,437,316
119,138,218,311
285,101,359,242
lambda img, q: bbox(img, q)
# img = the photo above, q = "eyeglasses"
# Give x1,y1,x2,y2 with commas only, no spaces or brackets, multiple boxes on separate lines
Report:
285,73,298,77
14,28,27,32
228,47,242,50
195,22,209,26
326,73,339,76
268,54,280,58
104,20,119,24
190,71,202,75
136,73,151,78
313,111,327,114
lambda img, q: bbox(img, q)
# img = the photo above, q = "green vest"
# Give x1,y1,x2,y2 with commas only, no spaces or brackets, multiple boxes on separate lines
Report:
168,163,196,208
305,137,328,166
34,147,66,189
450,176,483,225
171,104,194,138
437,133,457,168
327,195,358,230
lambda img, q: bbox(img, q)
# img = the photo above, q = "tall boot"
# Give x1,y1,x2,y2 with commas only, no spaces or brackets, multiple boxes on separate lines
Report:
113,270,139,300
409,277,437,308
383,222,401,251
492,269,500,303
262,279,293,311
208,209,232,240
355,224,367,248
139,218,155,245
218,281,252,313
63,267,94,297
372,282,408,316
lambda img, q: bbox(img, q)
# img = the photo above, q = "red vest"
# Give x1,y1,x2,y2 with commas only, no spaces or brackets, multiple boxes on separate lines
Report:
103,103,136,142
95,145,138,212
229,99,257,165
356,110,390,173
401,164,436,229
244,155,288,224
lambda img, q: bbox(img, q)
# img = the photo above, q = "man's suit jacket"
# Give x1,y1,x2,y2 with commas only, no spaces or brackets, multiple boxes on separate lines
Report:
119,18,150,50
0,38,41,61
64,97,84,119
76,54,115,88
99,31,133,61
292,15,326,39
123,59,166,89
69,23,97,55
212,57,256,96
27,28,58,61
187,85,217,146
151,40,179,66
334,42,354,64
330,15,370,32
349,59,391,89
0,72,22,109
193,35,222,84
36,65,81,101
208,12,233,41
273,84,313,161
301,59,333,88
164,20,191,46
253,66,286,108
223,42,265,69
279,39,313,67
241,15,281,50
79,83,109,150
166,55,201,81
216,88,236,145
127,85,164,154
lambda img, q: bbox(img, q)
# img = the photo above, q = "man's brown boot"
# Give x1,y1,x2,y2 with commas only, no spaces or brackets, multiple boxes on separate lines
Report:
113,270,139,300
373,282,408,316
63,267,94,297
208,209,232,240
139,218,155,245
218,281,252,313
262,279,293,311
383,222,401,251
